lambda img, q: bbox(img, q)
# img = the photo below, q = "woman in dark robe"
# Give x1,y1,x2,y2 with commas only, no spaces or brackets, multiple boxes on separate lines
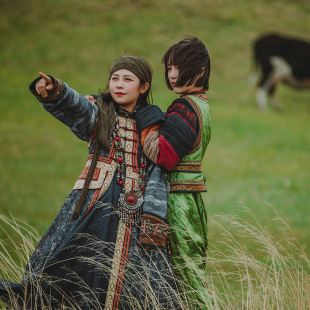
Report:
0,56,180,309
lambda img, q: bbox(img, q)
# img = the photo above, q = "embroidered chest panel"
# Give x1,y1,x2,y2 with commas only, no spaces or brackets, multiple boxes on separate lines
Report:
73,115,140,196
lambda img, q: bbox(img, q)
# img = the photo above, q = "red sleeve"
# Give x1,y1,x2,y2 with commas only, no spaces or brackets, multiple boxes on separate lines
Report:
143,99,198,170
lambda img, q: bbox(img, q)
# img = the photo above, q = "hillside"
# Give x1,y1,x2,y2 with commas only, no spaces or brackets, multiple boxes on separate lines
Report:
0,0,310,255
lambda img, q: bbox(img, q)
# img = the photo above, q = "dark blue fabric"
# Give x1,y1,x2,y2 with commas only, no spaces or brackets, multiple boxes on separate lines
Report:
167,98,198,133
143,163,169,220
0,170,122,308
30,77,98,142
0,80,179,309
135,104,165,132
159,113,197,161
0,167,180,309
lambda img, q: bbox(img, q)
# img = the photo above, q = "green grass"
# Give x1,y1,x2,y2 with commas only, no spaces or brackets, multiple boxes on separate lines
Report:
0,0,310,258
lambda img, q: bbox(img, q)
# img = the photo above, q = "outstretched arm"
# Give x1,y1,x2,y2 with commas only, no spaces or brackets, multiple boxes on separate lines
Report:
30,72,98,141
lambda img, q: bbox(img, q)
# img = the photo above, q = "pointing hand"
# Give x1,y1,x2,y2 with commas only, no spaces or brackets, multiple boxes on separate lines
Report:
35,72,54,98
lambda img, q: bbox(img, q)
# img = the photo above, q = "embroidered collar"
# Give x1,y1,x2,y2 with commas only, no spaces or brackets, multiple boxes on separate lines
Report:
181,91,208,102
116,104,139,117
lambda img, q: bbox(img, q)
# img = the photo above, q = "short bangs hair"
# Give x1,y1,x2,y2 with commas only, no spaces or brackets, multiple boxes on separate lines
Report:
162,36,210,90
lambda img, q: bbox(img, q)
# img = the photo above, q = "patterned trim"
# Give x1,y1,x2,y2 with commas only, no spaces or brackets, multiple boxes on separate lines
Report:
166,101,197,131
78,167,101,181
175,160,202,164
84,188,100,217
167,112,196,133
169,180,207,192
139,214,168,248
72,114,140,199
104,114,141,309
170,184,207,192
113,224,132,309
104,220,127,310
31,78,65,102
172,161,202,172
195,93,208,101
121,117,140,192
169,180,206,185
183,96,203,155
73,159,112,190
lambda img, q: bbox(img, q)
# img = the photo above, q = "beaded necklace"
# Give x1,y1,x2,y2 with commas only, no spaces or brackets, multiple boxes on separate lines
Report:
113,112,146,225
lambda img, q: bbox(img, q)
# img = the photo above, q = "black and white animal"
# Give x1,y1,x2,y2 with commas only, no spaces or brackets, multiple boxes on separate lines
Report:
253,33,310,111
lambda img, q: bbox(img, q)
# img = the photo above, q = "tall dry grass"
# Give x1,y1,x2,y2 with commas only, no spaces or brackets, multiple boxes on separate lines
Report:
0,214,40,282
205,206,310,309
0,207,309,309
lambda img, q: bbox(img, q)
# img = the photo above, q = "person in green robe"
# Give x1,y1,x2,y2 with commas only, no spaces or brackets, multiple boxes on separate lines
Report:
135,36,212,309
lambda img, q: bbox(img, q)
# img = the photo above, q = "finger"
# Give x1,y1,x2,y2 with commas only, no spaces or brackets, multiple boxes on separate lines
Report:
36,78,47,95
40,83,48,97
85,95,95,102
36,78,47,97
36,81,41,94
46,84,53,91
39,72,52,85
38,72,54,95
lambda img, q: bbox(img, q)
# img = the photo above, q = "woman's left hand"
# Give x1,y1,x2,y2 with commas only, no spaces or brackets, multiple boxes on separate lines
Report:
85,95,97,104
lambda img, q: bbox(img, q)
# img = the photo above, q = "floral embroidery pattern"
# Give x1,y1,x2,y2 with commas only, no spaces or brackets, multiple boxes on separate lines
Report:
139,214,168,248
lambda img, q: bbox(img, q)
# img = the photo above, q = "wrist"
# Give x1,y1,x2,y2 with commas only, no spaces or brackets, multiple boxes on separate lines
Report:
29,76,64,102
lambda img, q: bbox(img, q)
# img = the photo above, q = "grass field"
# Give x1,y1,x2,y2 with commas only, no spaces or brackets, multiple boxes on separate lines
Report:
0,0,310,261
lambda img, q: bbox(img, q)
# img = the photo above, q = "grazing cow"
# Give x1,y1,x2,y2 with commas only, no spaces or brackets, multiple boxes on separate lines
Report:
253,33,310,111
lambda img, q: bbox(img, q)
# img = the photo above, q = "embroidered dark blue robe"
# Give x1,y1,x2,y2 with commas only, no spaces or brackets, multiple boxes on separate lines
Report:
0,78,180,310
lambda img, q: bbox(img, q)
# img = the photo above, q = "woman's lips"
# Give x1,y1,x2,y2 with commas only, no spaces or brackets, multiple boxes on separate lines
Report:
115,92,125,96
171,82,176,86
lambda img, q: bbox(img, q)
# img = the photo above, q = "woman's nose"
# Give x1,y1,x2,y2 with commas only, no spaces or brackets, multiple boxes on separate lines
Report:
170,69,178,79
116,81,124,88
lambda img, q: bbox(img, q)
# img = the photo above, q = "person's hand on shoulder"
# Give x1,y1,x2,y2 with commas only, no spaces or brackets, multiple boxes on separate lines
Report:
84,95,97,104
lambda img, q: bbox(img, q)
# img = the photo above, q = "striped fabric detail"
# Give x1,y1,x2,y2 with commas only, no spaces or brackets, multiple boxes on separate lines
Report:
172,161,202,172
169,181,207,192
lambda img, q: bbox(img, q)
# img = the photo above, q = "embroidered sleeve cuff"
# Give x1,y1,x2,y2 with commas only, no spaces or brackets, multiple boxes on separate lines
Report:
29,75,65,102
135,104,165,132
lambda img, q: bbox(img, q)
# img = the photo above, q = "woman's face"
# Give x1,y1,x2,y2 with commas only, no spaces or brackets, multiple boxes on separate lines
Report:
109,69,148,112
167,64,203,95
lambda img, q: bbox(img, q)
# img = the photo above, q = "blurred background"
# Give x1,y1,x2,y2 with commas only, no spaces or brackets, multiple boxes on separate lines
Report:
0,0,309,256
